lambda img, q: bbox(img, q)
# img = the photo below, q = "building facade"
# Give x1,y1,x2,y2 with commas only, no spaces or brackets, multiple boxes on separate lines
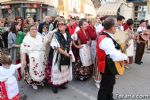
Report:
56,0,96,19
97,0,149,29
123,0,148,29
0,0,57,21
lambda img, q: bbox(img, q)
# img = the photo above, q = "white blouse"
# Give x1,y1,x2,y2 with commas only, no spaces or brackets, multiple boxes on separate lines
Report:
51,33,67,49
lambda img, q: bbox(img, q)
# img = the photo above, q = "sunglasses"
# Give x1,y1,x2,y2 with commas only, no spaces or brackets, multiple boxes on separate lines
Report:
58,23,66,26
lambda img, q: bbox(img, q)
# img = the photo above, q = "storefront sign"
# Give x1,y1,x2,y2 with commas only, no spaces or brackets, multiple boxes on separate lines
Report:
127,0,147,2
20,4,42,8
29,4,42,8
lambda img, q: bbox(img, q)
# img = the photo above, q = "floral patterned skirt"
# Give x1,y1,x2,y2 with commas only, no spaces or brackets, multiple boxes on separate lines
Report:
45,62,52,85
46,61,69,86
23,55,45,86
73,58,93,81
24,65,45,86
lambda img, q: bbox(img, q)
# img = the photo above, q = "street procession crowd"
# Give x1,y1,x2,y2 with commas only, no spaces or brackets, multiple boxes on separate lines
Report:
0,14,150,100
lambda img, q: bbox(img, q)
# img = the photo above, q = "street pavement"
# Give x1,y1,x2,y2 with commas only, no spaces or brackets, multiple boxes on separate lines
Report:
18,51,150,100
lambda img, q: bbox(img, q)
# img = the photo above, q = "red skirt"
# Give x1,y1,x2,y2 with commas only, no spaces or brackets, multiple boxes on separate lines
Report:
0,82,20,100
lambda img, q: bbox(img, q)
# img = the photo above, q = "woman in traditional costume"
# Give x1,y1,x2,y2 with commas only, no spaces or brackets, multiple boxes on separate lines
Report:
72,19,93,81
86,19,101,88
49,19,73,93
124,19,134,64
45,17,59,88
21,24,47,90
68,17,77,36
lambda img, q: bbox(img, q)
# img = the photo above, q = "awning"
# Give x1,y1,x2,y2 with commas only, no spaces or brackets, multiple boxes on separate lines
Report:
97,3,122,16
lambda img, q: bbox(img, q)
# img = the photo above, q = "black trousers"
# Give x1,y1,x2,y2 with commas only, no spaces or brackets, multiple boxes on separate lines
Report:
135,42,145,63
97,66,115,100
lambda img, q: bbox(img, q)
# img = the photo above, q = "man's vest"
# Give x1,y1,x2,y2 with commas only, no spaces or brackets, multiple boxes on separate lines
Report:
96,32,120,73
96,35,107,73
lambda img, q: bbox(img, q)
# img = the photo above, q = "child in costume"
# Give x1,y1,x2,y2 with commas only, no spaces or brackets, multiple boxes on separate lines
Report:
0,54,21,100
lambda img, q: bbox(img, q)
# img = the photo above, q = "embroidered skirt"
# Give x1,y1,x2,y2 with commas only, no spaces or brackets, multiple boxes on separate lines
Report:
73,58,93,81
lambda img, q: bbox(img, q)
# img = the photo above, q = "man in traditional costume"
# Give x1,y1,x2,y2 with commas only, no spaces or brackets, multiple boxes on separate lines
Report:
123,19,135,64
135,20,147,65
116,15,125,31
97,17,128,100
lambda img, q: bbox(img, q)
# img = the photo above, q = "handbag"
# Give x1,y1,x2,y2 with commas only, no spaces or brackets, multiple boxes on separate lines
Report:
60,54,70,65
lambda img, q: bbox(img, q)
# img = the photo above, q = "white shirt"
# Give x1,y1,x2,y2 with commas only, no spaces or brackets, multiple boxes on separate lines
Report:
137,27,147,35
74,26,80,33
116,25,124,31
95,24,103,35
0,64,21,99
71,26,80,41
51,33,67,49
99,32,128,61
137,27,146,32
0,64,21,81
42,32,48,36
49,23,54,31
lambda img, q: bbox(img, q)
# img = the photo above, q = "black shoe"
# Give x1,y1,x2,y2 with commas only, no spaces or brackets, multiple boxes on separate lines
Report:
147,48,150,50
140,61,143,63
135,62,141,65
59,85,67,89
52,86,58,94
